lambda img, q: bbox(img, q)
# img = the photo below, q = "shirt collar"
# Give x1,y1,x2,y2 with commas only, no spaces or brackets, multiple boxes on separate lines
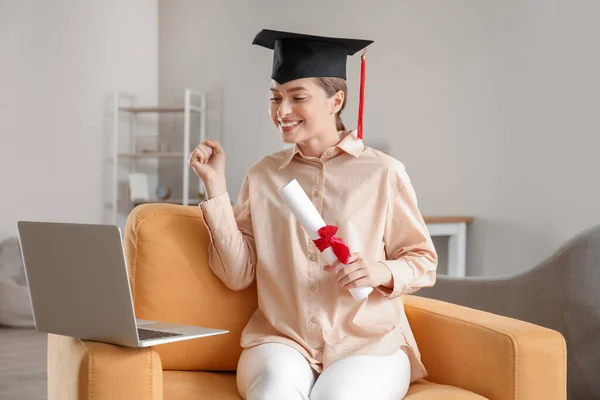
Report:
279,130,364,169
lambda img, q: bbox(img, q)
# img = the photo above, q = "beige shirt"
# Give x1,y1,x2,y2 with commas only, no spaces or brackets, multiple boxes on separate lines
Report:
200,130,438,382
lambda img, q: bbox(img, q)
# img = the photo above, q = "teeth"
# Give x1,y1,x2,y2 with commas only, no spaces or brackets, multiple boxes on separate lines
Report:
281,121,301,128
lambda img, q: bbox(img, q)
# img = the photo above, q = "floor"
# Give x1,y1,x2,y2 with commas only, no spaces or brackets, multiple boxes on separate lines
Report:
0,326,47,400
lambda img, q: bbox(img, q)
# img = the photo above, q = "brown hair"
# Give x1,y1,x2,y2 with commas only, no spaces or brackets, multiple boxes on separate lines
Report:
312,77,347,131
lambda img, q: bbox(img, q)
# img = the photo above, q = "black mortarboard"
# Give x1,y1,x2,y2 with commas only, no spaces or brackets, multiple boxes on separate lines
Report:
252,29,373,84
252,29,374,139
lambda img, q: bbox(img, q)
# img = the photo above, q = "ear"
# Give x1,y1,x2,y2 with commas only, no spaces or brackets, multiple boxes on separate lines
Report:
331,90,345,114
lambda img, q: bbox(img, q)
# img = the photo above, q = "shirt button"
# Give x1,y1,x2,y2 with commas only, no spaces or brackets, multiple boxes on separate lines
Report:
310,316,317,323
310,284,317,291
309,254,317,261
313,191,320,197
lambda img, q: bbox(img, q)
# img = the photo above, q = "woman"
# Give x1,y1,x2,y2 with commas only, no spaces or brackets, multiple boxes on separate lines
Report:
189,29,438,400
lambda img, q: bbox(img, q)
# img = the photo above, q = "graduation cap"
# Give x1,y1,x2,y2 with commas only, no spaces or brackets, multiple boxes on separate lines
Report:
253,29,373,139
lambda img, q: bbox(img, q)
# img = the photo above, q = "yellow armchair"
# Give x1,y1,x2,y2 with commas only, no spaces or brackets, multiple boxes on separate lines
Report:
47,204,566,399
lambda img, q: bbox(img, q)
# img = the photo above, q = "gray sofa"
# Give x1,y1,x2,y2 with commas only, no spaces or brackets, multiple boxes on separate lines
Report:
418,224,600,400
0,237,34,327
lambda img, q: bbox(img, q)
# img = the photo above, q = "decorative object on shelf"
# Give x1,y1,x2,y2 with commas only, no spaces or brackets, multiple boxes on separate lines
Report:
128,173,150,203
155,184,172,201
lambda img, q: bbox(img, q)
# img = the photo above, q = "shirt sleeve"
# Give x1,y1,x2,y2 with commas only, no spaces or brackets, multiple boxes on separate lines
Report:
199,174,257,291
376,161,438,299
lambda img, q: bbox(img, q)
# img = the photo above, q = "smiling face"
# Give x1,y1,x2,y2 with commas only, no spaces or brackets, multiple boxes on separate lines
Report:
269,78,345,144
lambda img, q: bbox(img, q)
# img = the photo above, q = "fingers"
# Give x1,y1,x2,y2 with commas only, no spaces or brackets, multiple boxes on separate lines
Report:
328,260,343,273
189,149,204,166
187,151,198,167
347,252,360,264
324,252,360,273
204,139,224,154
189,142,213,166
324,253,370,288
345,277,370,289
324,253,359,273
338,268,368,288
197,145,212,161
336,262,363,284
324,264,370,288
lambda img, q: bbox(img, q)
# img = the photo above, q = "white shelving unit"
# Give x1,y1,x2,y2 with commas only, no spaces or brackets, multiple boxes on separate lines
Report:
110,88,207,225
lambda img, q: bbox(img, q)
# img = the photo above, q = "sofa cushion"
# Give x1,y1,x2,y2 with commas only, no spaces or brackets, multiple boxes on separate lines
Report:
406,380,487,399
163,371,486,400
164,371,239,400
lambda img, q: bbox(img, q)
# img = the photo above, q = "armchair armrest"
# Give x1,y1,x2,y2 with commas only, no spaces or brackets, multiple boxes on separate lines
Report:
48,334,162,400
404,295,567,400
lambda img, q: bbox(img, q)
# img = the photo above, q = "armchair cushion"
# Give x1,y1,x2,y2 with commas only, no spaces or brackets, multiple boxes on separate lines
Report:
404,295,567,400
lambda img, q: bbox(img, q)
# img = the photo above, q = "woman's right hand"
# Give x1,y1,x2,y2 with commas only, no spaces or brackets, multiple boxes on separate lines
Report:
188,139,226,198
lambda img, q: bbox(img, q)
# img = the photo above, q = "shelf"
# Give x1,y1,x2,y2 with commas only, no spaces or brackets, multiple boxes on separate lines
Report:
118,152,185,159
119,107,185,113
119,105,203,113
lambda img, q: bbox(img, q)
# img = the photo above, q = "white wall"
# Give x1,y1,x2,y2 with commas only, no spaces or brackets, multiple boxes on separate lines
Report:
168,0,597,276
0,0,158,239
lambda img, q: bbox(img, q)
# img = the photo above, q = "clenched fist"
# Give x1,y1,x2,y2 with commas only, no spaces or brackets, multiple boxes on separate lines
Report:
188,139,227,199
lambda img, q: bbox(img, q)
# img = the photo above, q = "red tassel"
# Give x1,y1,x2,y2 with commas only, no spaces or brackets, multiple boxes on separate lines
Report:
357,49,366,140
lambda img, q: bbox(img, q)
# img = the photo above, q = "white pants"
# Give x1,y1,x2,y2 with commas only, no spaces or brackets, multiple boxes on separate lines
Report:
237,343,411,400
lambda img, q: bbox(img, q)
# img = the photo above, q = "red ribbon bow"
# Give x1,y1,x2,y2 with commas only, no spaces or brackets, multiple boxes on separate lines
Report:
312,225,351,265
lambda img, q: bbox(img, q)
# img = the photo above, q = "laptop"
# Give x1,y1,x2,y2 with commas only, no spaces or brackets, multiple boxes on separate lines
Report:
16,221,228,347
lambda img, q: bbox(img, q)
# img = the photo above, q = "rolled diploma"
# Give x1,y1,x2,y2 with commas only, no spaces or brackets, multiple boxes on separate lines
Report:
278,179,373,301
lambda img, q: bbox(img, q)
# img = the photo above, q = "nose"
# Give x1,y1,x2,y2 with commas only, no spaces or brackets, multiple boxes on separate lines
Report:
277,98,292,119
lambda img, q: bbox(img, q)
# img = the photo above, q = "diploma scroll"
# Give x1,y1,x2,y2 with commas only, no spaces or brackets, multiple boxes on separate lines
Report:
278,179,373,301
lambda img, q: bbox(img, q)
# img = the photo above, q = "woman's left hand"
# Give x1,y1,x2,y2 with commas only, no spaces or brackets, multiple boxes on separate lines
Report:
324,253,393,290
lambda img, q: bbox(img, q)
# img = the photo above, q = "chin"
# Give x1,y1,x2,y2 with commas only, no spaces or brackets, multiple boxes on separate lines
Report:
281,135,298,144
279,128,304,144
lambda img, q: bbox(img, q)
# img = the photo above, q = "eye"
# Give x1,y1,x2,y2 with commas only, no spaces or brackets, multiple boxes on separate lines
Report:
270,97,282,103
294,97,306,102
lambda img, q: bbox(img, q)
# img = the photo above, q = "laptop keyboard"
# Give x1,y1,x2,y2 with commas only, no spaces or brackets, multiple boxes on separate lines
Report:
137,328,183,340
